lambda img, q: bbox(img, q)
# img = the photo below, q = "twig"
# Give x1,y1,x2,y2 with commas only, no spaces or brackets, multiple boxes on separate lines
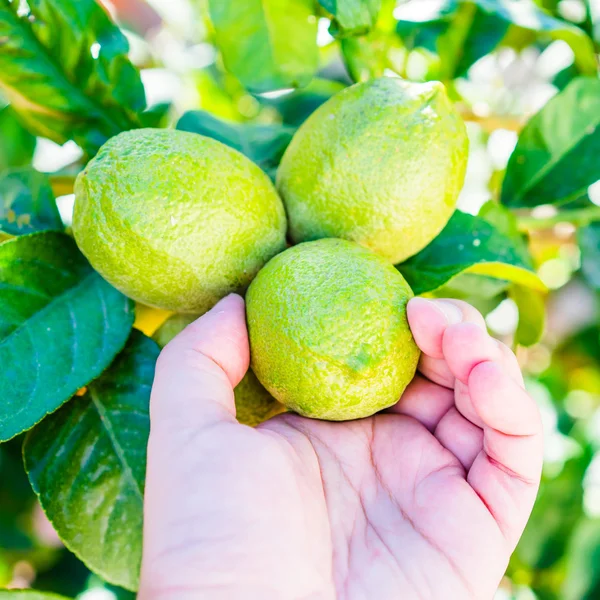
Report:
517,206,600,231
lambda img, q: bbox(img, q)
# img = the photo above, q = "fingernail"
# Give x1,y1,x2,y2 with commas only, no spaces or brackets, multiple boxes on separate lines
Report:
431,299,463,325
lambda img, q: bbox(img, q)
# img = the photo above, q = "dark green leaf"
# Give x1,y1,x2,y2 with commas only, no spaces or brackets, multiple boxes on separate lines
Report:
553,62,581,91
33,551,92,598
396,0,596,79
177,111,295,175
0,0,145,154
208,0,318,93
510,285,546,346
0,231,134,441
579,222,600,290
502,77,600,207
0,437,36,551
318,0,381,36
449,5,508,75
0,168,63,236
24,331,159,592
0,105,36,170
397,1,507,79
259,77,346,126
140,102,172,128
0,592,71,599
474,0,597,73
397,211,545,295
396,10,449,54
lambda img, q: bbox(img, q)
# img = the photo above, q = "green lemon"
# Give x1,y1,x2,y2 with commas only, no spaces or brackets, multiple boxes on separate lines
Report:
234,369,286,427
153,313,285,427
73,128,287,313
247,238,420,421
277,77,469,264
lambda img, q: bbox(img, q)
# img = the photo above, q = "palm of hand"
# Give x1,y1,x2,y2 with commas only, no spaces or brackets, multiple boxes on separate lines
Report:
141,296,542,600
259,408,501,600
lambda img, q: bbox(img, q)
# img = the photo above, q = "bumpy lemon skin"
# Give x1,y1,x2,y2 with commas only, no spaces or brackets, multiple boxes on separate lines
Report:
276,77,469,264
73,128,287,313
246,238,421,421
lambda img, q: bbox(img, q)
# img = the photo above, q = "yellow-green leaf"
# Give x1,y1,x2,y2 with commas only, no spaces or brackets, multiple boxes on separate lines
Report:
397,211,546,295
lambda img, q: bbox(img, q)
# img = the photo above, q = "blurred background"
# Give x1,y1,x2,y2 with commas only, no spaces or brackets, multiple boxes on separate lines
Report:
1,0,600,598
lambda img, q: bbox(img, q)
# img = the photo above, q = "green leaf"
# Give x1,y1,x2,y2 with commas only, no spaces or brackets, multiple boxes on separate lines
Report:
562,518,600,600
0,592,71,599
0,105,36,170
447,4,508,76
478,199,532,259
259,77,346,126
208,0,319,93
0,438,37,552
0,231,134,441
578,222,600,290
397,211,546,295
0,0,145,154
139,102,171,128
396,0,597,79
510,285,545,346
177,111,295,176
0,168,63,236
502,76,600,208
24,331,159,592
474,0,597,74
396,1,508,79
318,0,381,36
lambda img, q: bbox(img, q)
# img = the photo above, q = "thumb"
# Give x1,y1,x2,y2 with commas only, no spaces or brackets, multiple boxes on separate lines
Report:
141,294,249,593
150,293,249,431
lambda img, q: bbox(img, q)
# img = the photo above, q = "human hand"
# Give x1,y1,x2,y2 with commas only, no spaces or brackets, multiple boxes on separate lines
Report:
139,294,542,600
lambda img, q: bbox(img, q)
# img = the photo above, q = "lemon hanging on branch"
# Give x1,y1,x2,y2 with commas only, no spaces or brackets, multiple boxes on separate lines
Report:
73,128,287,313
277,77,469,264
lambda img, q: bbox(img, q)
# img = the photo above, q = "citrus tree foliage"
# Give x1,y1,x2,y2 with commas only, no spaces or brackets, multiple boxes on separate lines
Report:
0,0,599,596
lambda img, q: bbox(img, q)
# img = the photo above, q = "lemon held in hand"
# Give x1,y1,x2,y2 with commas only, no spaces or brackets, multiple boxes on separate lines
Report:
277,77,468,264
73,128,287,313
246,238,420,421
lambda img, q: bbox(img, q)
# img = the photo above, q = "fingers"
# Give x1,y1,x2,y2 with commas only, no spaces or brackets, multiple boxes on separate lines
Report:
408,298,462,358
150,294,250,430
386,375,455,431
410,296,542,547
142,295,251,594
434,407,483,470
469,361,539,437
442,322,501,384
407,298,486,387
442,324,524,428
466,361,543,549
